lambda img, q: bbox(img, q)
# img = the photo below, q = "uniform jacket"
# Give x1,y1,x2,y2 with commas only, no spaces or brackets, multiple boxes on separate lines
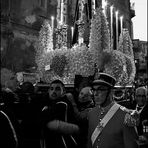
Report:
87,103,139,148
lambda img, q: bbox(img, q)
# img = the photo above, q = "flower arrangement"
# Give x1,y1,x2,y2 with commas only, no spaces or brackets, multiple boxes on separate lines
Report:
118,29,134,58
35,7,135,86
89,7,111,70
36,44,95,84
124,55,136,85
103,50,128,86
68,44,95,78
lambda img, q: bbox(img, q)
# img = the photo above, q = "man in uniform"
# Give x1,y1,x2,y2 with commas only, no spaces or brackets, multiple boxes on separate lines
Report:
87,73,138,148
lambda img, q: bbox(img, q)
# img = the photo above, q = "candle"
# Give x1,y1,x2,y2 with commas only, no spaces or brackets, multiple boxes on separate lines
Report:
60,0,63,25
81,0,84,20
92,0,96,15
78,38,84,45
102,0,107,15
51,16,54,31
110,6,113,49
120,16,123,35
71,27,74,40
116,11,118,50
56,0,61,26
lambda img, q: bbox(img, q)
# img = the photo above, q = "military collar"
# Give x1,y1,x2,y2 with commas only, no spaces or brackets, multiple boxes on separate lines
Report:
99,102,115,113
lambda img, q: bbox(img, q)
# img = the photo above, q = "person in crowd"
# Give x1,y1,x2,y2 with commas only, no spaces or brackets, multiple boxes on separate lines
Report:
134,86,148,146
18,81,42,148
1,71,20,104
68,86,95,148
87,73,139,148
0,104,19,148
78,86,94,111
0,88,21,148
40,79,79,148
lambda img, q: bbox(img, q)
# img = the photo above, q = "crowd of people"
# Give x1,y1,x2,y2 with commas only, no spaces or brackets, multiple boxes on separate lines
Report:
0,72,148,148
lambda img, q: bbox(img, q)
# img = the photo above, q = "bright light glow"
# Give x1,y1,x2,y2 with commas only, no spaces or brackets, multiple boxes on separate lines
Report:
51,16,54,31
120,16,123,20
110,6,113,11
102,0,107,15
60,0,63,25
131,0,147,41
115,11,118,16
71,27,74,40
102,0,107,9
51,16,54,21
120,16,123,34
110,6,114,49
116,11,118,50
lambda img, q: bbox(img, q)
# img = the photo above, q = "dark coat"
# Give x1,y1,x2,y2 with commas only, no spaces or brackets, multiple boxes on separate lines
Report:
0,104,21,148
87,104,139,148
137,104,148,136
41,95,78,148
130,101,148,136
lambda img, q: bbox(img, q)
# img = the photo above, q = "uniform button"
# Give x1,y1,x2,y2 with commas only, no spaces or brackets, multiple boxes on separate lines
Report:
101,112,104,115
98,138,100,142
99,119,102,121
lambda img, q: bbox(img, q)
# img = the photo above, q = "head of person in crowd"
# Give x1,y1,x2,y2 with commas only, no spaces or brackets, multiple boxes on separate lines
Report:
17,81,35,103
21,81,34,94
78,86,94,103
5,76,18,92
16,72,24,86
74,75,94,95
1,68,18,92
135,86,147,107
0,69,20,104
92,73,116,107
48,79,66,101
1,81,19,105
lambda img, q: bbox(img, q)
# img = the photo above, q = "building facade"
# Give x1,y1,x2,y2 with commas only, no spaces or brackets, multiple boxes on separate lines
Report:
133,39,148,85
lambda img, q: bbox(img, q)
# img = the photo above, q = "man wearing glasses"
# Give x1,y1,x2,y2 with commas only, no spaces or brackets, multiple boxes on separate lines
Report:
87,73,138,148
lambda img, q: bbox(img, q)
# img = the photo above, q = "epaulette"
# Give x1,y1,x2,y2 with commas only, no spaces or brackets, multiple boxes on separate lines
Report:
121,107,139,127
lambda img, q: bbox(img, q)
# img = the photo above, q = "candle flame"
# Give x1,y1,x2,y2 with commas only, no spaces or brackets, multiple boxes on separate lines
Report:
51,16,54,20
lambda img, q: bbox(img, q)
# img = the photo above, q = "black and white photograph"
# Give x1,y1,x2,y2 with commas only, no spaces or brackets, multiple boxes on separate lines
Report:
0,0,147,148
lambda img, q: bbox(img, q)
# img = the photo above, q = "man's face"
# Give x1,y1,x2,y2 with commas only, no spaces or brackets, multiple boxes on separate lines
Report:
78,87,93,103
135,89,147,107
93,85,109,106
48,83,64,100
